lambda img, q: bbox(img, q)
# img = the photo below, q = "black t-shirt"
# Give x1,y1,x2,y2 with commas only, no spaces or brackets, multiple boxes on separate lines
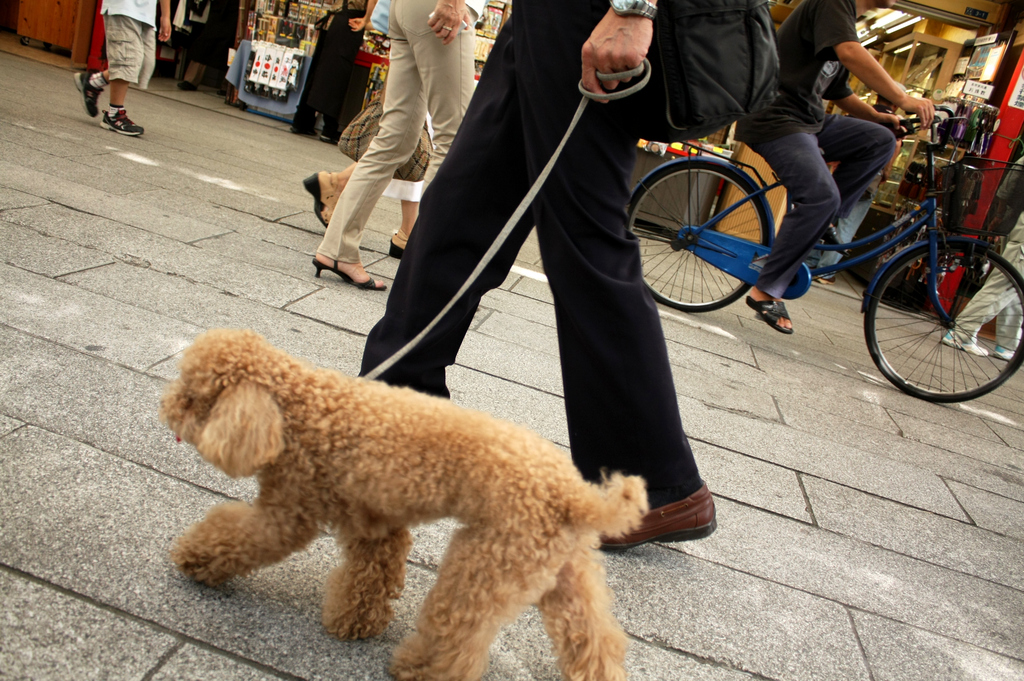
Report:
736,0,859,144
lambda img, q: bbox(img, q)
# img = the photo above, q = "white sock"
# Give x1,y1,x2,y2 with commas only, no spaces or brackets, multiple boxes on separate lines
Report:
87,72,108,89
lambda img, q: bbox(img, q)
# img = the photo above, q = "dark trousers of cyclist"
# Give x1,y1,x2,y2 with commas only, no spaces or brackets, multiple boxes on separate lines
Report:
360,0,703,495
750,115,896,298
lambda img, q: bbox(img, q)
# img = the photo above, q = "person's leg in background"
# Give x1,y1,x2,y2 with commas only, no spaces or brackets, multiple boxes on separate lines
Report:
404,0,476,187
748,133,841,328
314,10,428,287
805,176,879,276
97,15,154,136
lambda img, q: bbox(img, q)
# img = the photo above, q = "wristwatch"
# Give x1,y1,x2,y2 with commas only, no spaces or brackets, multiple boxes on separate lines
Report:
610,0,657,20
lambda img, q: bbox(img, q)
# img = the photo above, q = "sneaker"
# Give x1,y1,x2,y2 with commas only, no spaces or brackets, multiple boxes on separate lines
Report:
74,73,101,118
101,109,143,136
943,331,989,356
993,345,1015,361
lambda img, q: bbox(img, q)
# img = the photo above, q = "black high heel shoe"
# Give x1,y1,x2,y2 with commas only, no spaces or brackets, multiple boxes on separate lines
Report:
302,174,329,229
389,239,404,259
312,258,387,291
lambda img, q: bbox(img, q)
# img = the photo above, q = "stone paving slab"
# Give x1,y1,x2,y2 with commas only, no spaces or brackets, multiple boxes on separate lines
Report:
284,285,391,338
0,123,127,160
0,327,254,500
804,476,1024,590
2,203,317,308
17,146,162,196
151,645,288,681
0,221,115,277
946,480,1024,542
778,401,1024,504
680,498,1024,658
775,390,902,435
478,287,559,328
607,546,871,680
507,274,555,304
63,262,367,377
888,410,1023,472
0,414,22,437
682,396,969,519
0,173,235,244
0,186,48,210
0,569,178,681
658,311,758,366
666,350,781,421
193,231,318,279
692,441,811,522
851,610,1024,681
447,366,570,447
456,331,565,396
69,149,300,222
987,419,1024,450
0,262,200,371
474,310,559,358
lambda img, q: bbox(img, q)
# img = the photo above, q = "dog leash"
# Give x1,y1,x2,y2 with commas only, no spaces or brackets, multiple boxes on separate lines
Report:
364,61,651,381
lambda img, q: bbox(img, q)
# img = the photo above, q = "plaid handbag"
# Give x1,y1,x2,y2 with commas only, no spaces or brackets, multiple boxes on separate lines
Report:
337,97,432,182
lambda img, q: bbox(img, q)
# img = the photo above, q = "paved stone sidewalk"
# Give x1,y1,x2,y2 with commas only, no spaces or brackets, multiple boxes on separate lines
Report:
1,50,1022,680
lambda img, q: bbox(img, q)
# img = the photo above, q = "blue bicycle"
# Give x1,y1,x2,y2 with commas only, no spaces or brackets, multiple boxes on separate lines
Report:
627,109,1024,402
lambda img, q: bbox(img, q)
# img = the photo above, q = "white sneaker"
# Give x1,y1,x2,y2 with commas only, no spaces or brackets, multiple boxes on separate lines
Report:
960,338,989,357
942,331,989,356
993,345,1015,361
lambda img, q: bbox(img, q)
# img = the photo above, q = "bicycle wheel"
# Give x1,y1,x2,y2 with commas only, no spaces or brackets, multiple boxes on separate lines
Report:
627,159,772,312
864,241,1024,402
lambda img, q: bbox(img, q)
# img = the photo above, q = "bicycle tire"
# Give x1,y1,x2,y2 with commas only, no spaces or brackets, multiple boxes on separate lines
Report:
627,158,772,312
864,241,1024,402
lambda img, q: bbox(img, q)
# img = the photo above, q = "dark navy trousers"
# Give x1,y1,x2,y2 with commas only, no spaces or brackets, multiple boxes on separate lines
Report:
750,115,896,298
360,0,701,489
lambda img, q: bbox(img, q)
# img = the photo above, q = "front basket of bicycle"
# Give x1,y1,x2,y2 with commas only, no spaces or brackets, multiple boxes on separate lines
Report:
941,157,1024,237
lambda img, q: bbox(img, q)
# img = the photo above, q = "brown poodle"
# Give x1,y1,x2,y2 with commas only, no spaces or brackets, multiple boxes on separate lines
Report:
160,329,648,681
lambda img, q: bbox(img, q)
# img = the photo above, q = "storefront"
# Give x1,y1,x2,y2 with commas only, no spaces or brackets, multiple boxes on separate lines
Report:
224,0,511,128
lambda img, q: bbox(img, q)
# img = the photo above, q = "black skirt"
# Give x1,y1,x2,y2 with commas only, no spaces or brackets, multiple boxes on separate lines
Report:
188,0,238,69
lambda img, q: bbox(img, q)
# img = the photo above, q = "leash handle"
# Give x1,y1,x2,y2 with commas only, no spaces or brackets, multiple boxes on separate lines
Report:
578,58,651,101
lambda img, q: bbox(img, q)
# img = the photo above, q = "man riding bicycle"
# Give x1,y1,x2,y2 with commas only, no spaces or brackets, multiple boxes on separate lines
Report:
735,0,934,334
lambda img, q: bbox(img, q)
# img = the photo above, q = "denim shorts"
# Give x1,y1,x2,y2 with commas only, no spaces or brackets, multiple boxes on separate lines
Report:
104,13,156,88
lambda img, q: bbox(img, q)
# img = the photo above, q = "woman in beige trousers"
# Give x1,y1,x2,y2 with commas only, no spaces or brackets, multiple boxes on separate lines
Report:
312,0,481,290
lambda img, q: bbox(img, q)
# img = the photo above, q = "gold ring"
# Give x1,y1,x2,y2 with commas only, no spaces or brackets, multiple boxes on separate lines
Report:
443,25,453,30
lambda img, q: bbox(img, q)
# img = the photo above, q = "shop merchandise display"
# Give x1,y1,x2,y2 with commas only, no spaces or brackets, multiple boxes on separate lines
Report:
247,0,331,54
471,1,508,77
242,41,306,100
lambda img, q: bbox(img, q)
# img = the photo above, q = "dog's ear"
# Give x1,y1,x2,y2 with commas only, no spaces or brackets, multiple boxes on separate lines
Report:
197,381,284,478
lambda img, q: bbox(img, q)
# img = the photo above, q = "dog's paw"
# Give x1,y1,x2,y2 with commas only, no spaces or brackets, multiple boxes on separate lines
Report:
322,604,392,640
170,541,242,586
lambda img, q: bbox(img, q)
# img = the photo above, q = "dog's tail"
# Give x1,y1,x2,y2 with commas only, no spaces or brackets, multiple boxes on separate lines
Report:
577,473,649,539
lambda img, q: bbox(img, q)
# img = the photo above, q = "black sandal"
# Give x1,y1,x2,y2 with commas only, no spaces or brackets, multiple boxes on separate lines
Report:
746,296,794,334
302,173,329,228
312,258,387,291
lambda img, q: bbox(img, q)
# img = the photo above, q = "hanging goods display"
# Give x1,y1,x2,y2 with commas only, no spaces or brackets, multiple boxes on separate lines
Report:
243,41,306,101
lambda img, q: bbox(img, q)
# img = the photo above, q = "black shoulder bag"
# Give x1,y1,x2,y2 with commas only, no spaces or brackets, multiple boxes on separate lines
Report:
656,0,779,140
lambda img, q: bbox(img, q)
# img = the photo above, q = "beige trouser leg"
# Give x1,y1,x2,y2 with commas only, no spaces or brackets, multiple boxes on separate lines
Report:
317,0,476,265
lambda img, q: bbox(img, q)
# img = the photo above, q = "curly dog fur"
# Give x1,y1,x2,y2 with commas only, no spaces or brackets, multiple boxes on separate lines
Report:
160,329,648,681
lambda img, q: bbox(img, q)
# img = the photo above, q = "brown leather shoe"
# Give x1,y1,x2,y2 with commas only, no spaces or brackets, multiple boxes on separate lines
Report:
600,483,716,551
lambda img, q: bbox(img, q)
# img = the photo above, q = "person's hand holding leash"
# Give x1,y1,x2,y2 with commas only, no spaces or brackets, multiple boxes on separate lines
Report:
429,0,468,45
581,10,654,100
